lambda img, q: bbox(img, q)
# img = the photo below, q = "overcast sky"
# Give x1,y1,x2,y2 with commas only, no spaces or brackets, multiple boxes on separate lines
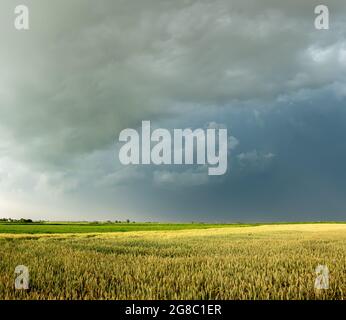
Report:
0,0,346,221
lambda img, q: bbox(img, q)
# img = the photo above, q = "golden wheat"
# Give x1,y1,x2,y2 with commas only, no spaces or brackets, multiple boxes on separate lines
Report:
0,224,345,299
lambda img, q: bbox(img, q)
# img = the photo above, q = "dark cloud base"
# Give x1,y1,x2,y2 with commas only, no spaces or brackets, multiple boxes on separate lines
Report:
0,0,345,221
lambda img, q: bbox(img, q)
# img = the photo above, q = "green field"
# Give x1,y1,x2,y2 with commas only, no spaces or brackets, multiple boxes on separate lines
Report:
0,221,343,234
0,223,345,300
0,222,251,234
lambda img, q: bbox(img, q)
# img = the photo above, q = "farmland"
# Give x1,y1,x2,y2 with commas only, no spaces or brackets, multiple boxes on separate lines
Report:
0,222,249,234
0,223,345,299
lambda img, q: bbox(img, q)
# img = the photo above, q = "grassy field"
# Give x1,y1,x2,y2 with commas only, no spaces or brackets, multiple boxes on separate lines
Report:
0,222,250,234
0,223,345,299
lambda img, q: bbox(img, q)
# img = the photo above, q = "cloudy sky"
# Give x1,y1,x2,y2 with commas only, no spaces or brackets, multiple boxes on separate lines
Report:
0,0,346,221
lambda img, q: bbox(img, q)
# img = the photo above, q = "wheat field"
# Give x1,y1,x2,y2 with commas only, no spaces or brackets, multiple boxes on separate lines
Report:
0,223,345,299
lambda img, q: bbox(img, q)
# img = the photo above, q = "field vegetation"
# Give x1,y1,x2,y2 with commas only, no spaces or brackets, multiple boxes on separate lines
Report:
0,223,345,299
0,222,249,234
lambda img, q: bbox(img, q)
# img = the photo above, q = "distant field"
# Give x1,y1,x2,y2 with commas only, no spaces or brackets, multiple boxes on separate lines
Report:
0,223,345,300
0,222,251,234
0,221,344,234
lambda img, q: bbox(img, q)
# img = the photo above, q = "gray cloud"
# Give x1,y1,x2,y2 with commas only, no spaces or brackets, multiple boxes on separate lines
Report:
1,0,345,165
0,0,345,220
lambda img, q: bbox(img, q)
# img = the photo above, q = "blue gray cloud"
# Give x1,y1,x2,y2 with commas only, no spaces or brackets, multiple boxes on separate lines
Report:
0,0,345,221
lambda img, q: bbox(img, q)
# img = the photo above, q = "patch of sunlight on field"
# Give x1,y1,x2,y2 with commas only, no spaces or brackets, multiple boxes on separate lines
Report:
1,223,345,240
0,224,345,300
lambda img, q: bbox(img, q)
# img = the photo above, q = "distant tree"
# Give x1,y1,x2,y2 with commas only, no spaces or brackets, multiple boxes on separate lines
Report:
18,218,33,223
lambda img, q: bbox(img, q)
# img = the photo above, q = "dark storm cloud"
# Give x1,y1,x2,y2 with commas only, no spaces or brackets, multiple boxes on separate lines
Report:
0,0,345,220
120,90,346,222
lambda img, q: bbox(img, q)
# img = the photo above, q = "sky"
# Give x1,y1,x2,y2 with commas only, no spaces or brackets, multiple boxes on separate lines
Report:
0,0,346,222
